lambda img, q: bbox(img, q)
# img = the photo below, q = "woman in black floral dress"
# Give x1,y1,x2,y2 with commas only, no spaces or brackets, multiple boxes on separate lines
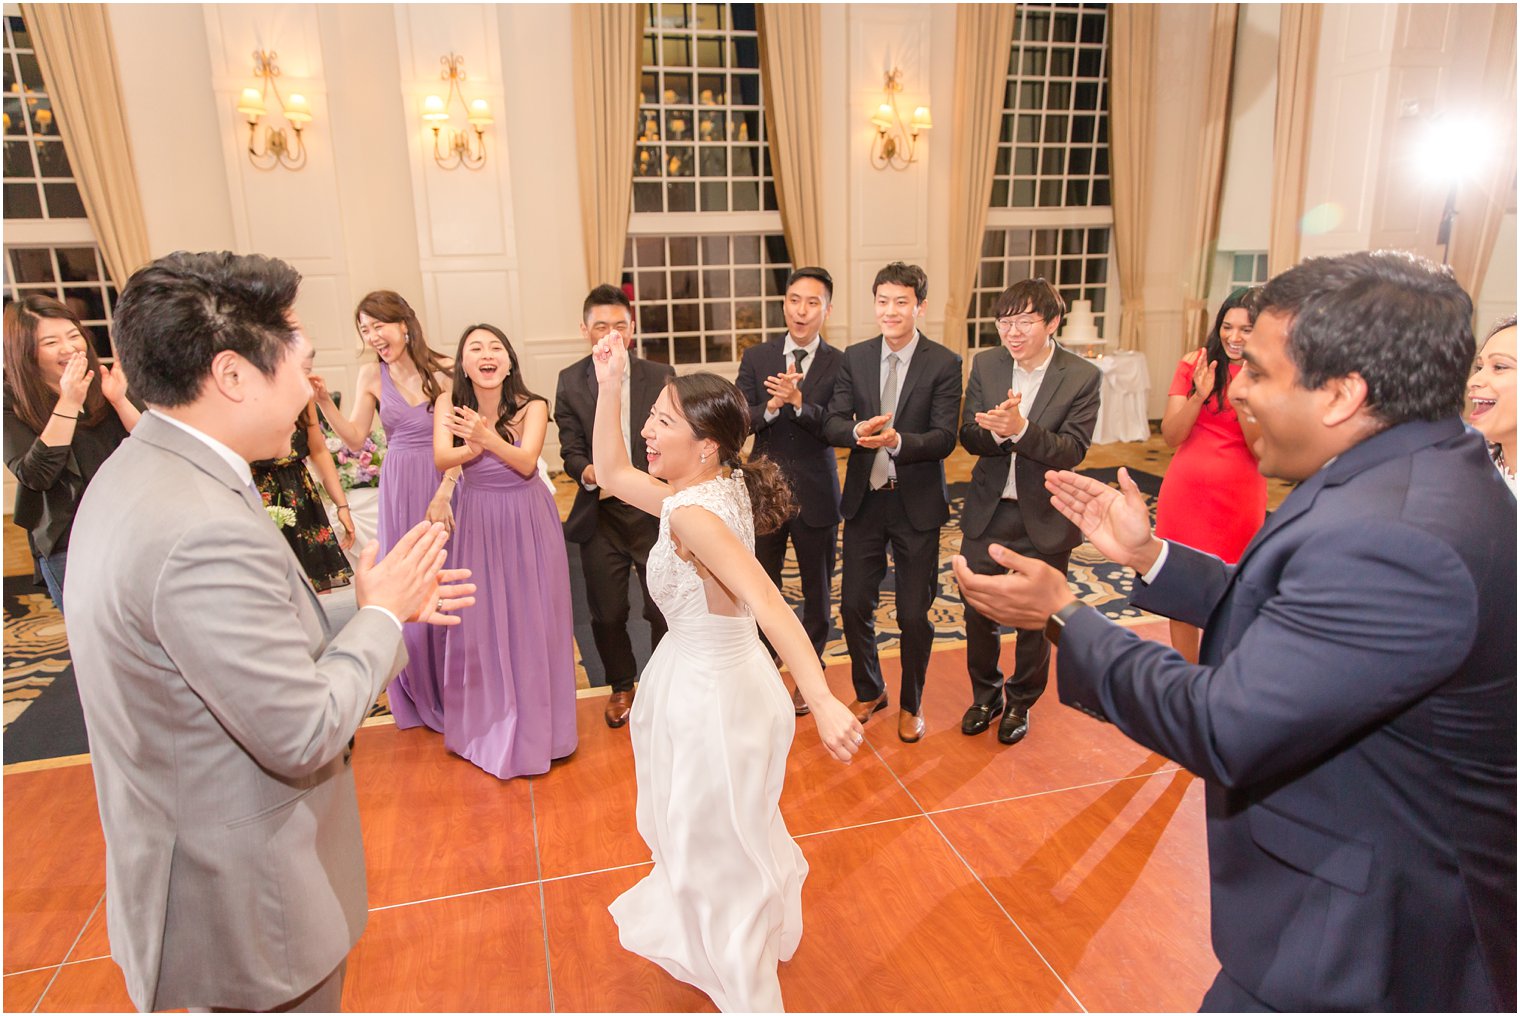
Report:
252,401,355,591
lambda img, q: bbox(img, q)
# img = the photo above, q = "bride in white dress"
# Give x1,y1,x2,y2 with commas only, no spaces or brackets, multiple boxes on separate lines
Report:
588,332,863,1013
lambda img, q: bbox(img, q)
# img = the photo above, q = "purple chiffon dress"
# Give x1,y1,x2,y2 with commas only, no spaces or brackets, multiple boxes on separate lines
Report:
376,364,447,731
442,438,578,778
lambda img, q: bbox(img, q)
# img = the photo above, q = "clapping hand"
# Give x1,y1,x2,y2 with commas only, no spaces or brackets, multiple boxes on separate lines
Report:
763,368,804,411
592,331,628,386
1188,349,1216,401
98,362,128,406
1044,467,1160,570
975,389,1025,439
953,545,1075,629
354,520,476,626
854,413,898,450
444,405,492,456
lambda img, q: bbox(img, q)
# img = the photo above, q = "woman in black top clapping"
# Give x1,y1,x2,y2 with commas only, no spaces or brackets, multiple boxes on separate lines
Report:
4,295,140,612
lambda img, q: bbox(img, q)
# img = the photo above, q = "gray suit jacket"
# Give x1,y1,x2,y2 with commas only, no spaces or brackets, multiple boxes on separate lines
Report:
64,412,406,1011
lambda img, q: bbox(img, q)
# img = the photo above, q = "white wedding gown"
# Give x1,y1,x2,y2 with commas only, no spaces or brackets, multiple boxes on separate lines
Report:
608,474,806,1013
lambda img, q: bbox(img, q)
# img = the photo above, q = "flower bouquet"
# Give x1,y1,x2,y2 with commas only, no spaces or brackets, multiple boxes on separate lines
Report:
324,421,386,490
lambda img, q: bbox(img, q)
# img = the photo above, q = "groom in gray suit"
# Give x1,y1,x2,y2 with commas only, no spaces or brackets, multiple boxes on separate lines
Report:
65,251,474,1012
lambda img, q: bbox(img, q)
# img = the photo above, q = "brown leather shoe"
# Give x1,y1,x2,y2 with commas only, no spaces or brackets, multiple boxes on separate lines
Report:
791,685,810,716
898,709,925,743
604,689,634,728
847,694,889,724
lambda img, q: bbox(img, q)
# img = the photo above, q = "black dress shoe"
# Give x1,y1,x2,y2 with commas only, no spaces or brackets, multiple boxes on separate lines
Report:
960,700,1004,735
997,706,1029,746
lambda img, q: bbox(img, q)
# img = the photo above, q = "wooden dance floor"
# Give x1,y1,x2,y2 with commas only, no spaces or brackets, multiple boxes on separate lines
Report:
4,622,1216,1013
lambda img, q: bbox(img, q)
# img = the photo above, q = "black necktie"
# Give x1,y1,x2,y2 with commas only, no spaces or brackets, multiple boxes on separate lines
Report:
792,348,808,373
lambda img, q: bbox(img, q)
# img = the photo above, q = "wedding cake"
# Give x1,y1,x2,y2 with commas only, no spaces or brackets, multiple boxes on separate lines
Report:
1060,298,1105,355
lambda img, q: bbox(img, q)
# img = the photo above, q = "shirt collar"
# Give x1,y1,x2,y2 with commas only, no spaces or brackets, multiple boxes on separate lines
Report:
882,330,921,363
783,333,822,358
148,408,253,486
1012,340,1056,376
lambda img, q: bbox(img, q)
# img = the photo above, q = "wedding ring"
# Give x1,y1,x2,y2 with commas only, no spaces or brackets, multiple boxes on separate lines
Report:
436,598,444,614
853,732,864,744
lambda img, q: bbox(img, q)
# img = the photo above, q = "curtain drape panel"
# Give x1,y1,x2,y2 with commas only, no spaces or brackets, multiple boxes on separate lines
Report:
1181,4,1239,350
22,3,150,291
1269,4,1320,277
571,4,642,290
943,3,1018,360
1449,3,1516,303
758,4,825,274
1109,4,1156,353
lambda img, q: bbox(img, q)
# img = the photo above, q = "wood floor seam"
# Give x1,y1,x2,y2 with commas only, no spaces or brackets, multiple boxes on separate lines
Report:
528,782,557,1014
920,765,1187,820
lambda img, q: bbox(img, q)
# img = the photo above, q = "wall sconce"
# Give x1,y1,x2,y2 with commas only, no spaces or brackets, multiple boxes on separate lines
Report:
423,54,492,171
869,68,931,171
235,50,311,171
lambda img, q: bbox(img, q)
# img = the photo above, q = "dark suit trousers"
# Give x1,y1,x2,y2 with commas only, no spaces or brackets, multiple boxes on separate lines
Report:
841,488,939,714
580,498,666,692
961,500,1071,712
755,516,838,660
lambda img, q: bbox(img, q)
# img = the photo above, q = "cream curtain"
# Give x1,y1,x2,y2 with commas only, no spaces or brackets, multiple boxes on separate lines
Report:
758,4,825,272
1269,4,1321,277
1448,3,1517,302
1181,4,1239,350
943,3,1018,360
571,4,643,289
1109,4,1157,352
22,3,150,290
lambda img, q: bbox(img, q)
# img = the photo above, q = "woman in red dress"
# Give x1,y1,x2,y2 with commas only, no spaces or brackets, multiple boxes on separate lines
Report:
1154,288,1265,662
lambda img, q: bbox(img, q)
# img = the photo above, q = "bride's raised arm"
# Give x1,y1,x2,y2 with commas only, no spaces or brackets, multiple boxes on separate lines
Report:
591,333,670,517
668,504,863,764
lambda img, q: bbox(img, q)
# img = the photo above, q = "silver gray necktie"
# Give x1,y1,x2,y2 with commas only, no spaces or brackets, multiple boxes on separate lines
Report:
870,352,900,489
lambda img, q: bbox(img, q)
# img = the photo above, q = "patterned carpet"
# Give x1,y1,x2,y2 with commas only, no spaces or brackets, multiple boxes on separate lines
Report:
2,466,1166,765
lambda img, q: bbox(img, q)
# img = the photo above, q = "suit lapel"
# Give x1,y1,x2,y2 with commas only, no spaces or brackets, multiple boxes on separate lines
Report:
859,338,884,416
892,333,932,410
799,339,836,399
1025,347,1069,425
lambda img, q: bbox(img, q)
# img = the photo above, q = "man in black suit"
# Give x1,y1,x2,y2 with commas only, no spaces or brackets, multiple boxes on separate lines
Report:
554,284,674,727
736,266,844,716
823,262,963,743
956,251,1516,1011
958,280,1100,746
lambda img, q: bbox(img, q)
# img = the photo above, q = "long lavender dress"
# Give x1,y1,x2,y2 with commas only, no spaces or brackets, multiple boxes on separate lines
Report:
377,364,447,731
442,438,578,777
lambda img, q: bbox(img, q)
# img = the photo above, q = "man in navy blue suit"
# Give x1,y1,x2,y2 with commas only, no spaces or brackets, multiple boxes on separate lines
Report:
955,250,1516,1011
736,267,844,714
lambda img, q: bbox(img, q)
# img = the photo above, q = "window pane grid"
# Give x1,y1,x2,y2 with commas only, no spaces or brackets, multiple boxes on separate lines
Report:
622,232,789,367
2,14,85,220
1228,251,1269,291
990,3,1110,211
3,244,119,359
966,227,1110,350
633,2,778,215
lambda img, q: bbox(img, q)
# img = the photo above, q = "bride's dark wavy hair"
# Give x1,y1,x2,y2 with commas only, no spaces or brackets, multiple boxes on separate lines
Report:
666,372,795,534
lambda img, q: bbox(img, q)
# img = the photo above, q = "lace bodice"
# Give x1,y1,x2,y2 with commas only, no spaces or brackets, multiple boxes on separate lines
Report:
647,473,756,622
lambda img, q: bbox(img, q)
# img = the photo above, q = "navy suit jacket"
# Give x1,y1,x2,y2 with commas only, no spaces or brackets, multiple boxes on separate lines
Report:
1056,418,1516,1011
553,353,674,544
822,334,963,532
735,335,843,528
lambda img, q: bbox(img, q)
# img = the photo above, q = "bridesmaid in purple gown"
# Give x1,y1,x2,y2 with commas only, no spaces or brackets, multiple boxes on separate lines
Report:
311,291,456,731
433,323,577,778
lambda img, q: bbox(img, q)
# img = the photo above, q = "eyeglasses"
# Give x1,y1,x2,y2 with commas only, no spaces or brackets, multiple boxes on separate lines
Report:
588,320,633,337
995,316,1045,333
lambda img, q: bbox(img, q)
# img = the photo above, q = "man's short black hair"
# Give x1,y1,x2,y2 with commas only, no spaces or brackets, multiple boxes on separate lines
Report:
785,266,833,303
994,278,1066,323
113,251,302,408
872,262,928,303
1258,250,1474,426
583,283,633,321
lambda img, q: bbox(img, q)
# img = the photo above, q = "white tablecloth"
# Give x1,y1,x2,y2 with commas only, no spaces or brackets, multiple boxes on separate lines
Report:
1091,350,1151,444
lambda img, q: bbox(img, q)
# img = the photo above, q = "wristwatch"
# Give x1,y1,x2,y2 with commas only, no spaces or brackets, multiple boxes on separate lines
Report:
1043,601,1087,648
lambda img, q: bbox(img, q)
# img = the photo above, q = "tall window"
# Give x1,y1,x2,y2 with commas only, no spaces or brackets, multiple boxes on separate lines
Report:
967,3,1116,350
2,12,118,357
625,2,790,369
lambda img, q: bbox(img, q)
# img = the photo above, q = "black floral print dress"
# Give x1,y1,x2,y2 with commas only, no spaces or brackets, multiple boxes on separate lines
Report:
251,423,353,591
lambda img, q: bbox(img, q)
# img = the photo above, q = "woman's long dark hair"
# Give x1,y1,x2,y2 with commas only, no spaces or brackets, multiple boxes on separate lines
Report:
354,290,449,408
449,323,545,444
3,295,111,432
667,372,795,534
1194,286,1262,413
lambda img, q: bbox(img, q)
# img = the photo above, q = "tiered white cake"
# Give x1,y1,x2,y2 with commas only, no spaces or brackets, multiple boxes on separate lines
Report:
1059,299,1105,356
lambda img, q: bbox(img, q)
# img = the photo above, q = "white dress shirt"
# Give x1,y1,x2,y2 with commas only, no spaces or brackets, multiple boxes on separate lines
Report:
855,331,922,474
586,364,633,496
998,340,1056,500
